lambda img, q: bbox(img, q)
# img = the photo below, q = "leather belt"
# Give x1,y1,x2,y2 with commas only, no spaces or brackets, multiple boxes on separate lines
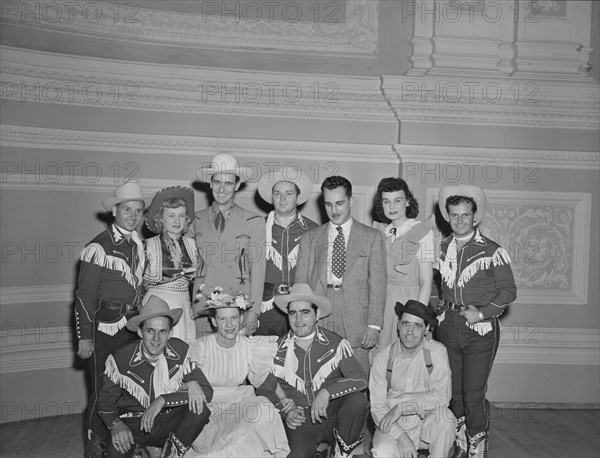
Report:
99,300,139,314
436,298,465,315
264,282,290,296
327,284,342,291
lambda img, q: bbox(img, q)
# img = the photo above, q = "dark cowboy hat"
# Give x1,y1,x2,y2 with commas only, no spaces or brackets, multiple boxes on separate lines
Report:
274,283,332,318
395,299,438,329
126,295,182,332
145,185,194,234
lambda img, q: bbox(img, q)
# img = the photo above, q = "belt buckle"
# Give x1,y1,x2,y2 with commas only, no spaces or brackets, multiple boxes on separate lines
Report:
275,284,290,295
331,284,342,291
126,303,139,314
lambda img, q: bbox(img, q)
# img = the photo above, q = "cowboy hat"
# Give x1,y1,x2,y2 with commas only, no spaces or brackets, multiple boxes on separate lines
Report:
195,152,255,183
438,184,487,226
102,181,153,212
274,283,332,318
126,295,182,332
145,186,195,234
257,166,313,205
395,300,438,329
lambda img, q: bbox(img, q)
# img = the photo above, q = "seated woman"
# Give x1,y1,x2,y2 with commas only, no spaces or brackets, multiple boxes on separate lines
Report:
143,186,199,341
373,177,435,349
186,288,291,458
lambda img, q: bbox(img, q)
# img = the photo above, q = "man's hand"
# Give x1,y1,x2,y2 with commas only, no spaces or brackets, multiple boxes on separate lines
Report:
77,339,94,359
140,396,165,433
360,327,379,349
279,398,296,414
285,406,306,430
111,421,134,454
310,389,330,424
379,405,401,434
243,311,258,336
185,381,206,414
397,432,418,458
460,305,481,324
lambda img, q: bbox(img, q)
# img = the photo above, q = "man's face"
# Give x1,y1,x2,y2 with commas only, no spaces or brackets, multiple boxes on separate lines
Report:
448,202,477,237
288,301,320,338
397,313,428,351
272,181,299,217
324,186,352,226
113,200,145,232
138,316,173,357
211,172,240,206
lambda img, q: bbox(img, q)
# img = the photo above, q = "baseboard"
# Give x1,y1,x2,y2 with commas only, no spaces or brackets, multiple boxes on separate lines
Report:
491,401,600,410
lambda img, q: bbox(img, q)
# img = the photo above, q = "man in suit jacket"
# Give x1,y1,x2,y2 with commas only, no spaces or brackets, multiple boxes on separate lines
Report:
192,153,266,336
295,175,386,369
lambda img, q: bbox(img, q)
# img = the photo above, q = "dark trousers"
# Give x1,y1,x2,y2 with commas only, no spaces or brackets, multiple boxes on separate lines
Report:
105,404,211,457
437,310,500,436
256,307,290,337
87,327,138,439
285,392,368,458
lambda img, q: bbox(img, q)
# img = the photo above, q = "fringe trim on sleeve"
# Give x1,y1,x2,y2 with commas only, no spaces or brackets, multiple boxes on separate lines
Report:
439,239,457,288
261,297,275,313
81,243,137,288
98,316,127,336
457,247,511,288
311,339,352,392
104,354,150,408
272,336,306,394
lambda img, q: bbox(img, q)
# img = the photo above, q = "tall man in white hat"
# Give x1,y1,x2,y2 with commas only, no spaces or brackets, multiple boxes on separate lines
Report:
75,181,153,457
436,185,517,458
255,165,319,336
192,153,266,336
98,295,212,458
257,284,369,458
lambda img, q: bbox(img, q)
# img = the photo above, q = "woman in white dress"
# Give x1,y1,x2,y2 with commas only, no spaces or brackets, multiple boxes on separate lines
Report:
186,288,292,458
143,186,198,341
373,177,435,349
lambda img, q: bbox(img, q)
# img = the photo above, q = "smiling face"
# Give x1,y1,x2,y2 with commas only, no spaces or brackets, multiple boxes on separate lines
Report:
160,205,187,237
211,307,242,343
113,200,145,232
211,172,240,207
288,301,320,338
324,186,352,226
381,190,408,223
138,316,173,358
272,181,299,218
448,202,477,238
397,313,428,351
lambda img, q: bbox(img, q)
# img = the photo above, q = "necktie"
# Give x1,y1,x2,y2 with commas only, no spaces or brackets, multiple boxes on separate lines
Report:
332,226,345,278
215,211,225,233
130,230,145,286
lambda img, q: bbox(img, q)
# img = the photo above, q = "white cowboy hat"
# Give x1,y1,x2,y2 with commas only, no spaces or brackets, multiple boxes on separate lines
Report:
195,153,255,183
101,181,153,212
145,186,195,234
257,166,313,205
438,184,487,226
126,295,182,332
274,283,332,318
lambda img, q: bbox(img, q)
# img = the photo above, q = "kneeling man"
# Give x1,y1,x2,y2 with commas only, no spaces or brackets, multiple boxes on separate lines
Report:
259,284,369,458
98,296,213,458
369,300,455,458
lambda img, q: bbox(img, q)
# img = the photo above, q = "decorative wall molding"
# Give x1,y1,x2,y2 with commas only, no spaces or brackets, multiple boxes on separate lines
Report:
0,125,398,163
398,144,600,170
1,322,596,374
383,75,600,129
426,189,592,305
0,285,72,305
0,0,378,57
0,46,392,121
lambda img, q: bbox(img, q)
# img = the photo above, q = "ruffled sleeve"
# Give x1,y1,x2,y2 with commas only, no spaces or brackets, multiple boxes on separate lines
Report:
247,335,278,387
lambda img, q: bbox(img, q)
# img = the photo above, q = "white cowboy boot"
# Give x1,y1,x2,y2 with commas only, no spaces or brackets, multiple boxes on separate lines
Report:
333,428,365,458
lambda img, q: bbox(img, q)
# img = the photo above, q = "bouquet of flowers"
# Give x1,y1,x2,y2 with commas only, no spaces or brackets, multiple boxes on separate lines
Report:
205,286,252,310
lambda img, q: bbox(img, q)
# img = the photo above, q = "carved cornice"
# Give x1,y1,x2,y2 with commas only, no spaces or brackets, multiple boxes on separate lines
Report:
397,144,600,170
0,125,397,162
0,46,392,122
383,75,600,129
0,0,377,57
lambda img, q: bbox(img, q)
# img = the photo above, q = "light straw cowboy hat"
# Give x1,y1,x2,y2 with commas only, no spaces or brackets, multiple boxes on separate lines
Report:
274,283,332,318
145,186,195,234
195,152,255,183
102,181,153,212
257,166,313,205
438,184,487,226
126,295,182,332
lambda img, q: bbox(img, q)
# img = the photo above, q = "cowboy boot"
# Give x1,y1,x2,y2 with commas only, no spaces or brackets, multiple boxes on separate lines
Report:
467,431,488,458
333,428,365,458
160,432,187,458
450,416,468,458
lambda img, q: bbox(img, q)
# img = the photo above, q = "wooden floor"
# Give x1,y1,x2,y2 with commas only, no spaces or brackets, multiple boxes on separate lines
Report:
0,408,598,457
